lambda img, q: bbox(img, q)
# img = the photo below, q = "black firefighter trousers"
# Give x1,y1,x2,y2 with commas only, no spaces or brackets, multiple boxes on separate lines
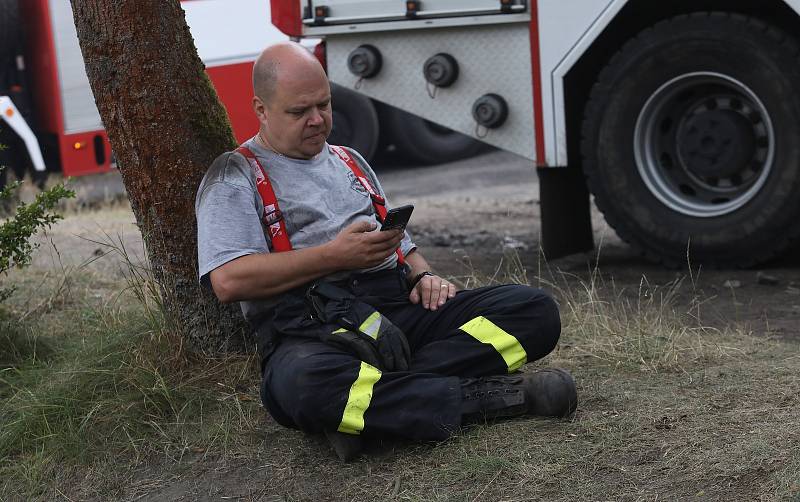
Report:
260,267,561,441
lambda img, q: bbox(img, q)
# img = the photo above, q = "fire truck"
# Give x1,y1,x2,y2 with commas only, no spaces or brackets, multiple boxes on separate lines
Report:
0,0,483,189
5,1,800,266
265,0,800,267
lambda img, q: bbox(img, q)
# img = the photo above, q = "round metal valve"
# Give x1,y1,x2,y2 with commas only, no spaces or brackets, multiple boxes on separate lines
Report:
472,94,508,129
423,53,459,88
347,45,383,78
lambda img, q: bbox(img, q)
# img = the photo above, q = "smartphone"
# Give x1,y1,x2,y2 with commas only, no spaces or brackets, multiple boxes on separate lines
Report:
381,204,414,231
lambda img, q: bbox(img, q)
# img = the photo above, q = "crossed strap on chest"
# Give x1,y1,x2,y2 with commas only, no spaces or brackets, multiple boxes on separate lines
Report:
236,144,404,265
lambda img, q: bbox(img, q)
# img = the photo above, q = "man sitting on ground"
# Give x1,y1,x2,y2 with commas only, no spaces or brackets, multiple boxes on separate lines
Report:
195,41,577,461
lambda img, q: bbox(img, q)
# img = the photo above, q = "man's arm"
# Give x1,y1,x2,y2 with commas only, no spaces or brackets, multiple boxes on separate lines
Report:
350,155,456,311
404,250,457,311
210,221,403,303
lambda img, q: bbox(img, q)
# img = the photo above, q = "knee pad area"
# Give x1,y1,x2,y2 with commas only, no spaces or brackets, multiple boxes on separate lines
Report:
265,344,362,429
497,285,562,358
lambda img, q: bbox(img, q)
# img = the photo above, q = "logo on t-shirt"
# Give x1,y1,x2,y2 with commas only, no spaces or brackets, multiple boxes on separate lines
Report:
347,170,369,197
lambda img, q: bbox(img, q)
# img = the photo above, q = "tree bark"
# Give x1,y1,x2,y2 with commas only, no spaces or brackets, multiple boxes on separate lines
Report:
71,0,249,352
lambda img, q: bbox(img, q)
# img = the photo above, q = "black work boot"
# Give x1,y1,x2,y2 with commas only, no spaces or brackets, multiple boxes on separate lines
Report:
324,430,363,462
460,369,577,424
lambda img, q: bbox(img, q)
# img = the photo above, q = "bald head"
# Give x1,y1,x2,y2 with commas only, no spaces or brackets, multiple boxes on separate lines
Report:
251,41,333,159
253,41,327,103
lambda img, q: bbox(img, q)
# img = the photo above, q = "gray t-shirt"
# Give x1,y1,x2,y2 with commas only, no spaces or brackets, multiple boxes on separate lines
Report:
195,137,415,324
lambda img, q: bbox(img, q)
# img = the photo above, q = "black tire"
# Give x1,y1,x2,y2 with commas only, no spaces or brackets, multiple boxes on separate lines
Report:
380,105,488,165
581,13,800,267
328,83,380,163
0,1,20,64
0,126,27,180
0,0,21,92
0,0,36,194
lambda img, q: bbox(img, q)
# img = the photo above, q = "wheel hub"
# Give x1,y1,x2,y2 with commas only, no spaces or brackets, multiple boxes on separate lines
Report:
677,108,756,179
634,72,774,218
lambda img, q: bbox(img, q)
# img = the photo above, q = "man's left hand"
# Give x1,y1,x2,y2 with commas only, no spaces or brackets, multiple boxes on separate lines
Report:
409,273,457,311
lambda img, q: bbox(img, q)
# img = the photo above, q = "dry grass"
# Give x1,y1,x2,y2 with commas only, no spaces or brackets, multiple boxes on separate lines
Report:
1,246,799,501
0,238,263,500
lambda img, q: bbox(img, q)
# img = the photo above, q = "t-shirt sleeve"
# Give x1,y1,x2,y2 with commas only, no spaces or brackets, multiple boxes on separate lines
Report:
344,147,417,256
196,180,268,286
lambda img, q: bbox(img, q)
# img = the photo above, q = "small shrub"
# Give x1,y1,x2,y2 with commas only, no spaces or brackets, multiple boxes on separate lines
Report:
0,167,75,302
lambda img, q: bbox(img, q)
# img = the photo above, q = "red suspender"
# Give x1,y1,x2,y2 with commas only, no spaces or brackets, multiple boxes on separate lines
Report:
236,146,293,252
329,145,387,210
237,144,405,265
329,145,405,265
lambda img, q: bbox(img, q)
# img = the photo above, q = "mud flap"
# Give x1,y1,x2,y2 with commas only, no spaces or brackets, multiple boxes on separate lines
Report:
537,166,594,260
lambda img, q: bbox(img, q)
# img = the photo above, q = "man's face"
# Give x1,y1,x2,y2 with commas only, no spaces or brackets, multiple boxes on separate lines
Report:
254,70,332,159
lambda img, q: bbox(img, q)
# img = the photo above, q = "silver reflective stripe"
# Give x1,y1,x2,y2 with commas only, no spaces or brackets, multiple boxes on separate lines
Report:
359,311,382,339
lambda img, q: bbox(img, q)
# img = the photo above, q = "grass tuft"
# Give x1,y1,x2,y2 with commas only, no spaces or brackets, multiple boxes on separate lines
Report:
552,272,749,373
0,309,54,370
0,236,263,499
453,249,748,373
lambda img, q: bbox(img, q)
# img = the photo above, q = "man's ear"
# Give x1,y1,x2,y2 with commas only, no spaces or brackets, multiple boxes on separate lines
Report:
253,96,268,124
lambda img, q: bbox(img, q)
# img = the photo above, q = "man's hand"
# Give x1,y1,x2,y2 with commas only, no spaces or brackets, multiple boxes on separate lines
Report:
326,220,404,270
409,273,456,311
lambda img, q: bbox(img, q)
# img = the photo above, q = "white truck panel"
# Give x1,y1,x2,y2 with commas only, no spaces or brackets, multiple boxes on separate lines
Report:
49,0,100,134
319,0,617,165
327,23,537,159
46,0,286,134
305,12,529,35
303,0,522,26
306,0,406,23
183,0,284,67
539,0,619,166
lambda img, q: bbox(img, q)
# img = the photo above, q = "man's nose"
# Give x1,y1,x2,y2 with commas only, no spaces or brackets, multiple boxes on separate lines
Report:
307,108,323,126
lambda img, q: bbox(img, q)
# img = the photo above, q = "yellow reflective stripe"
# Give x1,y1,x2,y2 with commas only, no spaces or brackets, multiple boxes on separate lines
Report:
359,311,382,339
338,362,382,435
459,316,527,372
332,327,349,334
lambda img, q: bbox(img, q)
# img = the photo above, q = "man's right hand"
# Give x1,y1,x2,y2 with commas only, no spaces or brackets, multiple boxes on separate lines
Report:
326,220,403,270
210,220,403,303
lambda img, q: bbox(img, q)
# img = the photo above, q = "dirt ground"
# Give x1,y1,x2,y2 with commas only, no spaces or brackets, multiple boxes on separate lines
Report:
31,149,800,341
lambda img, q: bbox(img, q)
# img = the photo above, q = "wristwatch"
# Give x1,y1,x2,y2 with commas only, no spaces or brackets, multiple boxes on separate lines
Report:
409,271,434,288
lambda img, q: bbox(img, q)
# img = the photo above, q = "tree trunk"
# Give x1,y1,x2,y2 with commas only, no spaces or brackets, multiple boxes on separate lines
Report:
71,0,249,352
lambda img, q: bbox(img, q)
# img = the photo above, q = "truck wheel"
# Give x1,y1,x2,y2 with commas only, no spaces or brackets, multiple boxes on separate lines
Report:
581,13,800,267
1,0,35,182
329,83,379,162
0,120,32,176
0,0,19,60
380,105,487,165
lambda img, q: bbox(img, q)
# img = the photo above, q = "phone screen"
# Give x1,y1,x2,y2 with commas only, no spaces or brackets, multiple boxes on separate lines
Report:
381,204,414,231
